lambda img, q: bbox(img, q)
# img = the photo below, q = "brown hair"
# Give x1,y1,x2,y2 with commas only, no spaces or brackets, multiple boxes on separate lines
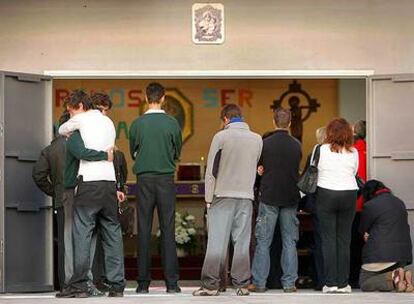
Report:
63,89,92,111
146,82,165,104
91,92,112,110
273,107,291,128
220,104,242,121
324,118,353,153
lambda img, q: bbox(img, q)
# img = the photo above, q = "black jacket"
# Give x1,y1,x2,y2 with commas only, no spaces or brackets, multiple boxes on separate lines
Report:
259,130,302,206
359,192,412,265
32,136,66,208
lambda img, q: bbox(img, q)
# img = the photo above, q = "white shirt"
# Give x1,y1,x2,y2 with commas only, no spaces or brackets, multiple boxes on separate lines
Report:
145,109,165,114
59,110,116,182
317,144,359,191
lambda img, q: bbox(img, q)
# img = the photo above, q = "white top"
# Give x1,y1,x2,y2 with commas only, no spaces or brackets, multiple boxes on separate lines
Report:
362,262,396,272
317,144,359,191
145,109,165,114
59,110,116,182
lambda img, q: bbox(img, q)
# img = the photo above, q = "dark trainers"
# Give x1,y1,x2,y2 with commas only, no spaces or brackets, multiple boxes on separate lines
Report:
108,291,124,297
88,286,105,297
236,288,250,296
136,284,149,293
56,290,88,298
247,284,267,293
283,286,297,293
192,287,219,296
166,285,181,293
56,286,89,298
96,281,111,293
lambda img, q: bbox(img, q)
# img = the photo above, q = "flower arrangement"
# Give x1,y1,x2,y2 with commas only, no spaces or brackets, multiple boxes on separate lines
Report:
156,211,197,251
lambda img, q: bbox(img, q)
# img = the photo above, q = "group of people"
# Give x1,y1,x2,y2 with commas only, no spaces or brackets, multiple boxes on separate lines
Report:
196,106,413,296
32,81,412,298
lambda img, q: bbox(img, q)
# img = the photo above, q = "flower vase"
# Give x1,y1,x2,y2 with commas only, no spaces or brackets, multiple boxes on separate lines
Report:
176,247,188,258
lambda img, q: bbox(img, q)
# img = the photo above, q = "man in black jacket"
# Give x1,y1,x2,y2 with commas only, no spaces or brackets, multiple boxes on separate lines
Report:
359,180,413,292
249,108,302,293
33,110,114,295
32,112,70,291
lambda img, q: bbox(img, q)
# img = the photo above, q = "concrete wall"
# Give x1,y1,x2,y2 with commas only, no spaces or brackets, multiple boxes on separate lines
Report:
0,0,414,74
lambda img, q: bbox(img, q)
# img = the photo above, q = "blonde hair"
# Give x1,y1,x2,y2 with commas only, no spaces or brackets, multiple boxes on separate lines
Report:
315,127,327,144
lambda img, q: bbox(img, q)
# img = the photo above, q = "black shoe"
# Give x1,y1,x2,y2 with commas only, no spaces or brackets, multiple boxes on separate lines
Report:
56,290,89,298
166,285,181,293
88,286,105,297
136,284,149,293
96,281,111,293
108,291,124,297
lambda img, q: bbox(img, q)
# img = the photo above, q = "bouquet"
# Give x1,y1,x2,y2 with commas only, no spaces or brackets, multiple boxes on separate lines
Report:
156,211,197,250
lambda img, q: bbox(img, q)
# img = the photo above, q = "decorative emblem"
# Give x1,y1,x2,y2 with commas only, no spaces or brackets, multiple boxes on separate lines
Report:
192,3,224,44
163,88,194,143
271,81,321,142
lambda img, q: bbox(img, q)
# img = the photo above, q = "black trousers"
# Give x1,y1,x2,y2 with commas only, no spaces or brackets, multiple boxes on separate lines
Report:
55,207,65,291
69,181,125,292
349,212,364,288
136,175,179,286
316,187,357,288
311,212,325,288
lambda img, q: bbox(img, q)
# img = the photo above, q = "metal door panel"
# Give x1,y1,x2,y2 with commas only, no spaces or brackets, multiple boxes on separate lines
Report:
368,74,414,209
0,71,53,292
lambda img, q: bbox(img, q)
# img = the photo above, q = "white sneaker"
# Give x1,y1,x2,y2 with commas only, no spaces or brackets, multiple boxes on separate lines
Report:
337,285,352,293
322,285,338,293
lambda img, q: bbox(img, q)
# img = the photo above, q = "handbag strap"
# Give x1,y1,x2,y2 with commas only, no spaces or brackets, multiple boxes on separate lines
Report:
310,144,321,167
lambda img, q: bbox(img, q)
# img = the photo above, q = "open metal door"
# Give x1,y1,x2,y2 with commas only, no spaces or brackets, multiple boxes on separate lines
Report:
367,74,414,209
0,71,53,292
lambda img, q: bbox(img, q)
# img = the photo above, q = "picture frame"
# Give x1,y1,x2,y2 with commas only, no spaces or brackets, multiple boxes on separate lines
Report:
192,3,225,44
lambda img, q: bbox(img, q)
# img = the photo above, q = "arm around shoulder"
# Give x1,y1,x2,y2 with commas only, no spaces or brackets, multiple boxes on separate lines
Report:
58,114,81,136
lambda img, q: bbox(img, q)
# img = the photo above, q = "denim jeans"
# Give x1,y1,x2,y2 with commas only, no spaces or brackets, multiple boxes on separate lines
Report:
251,202,299,288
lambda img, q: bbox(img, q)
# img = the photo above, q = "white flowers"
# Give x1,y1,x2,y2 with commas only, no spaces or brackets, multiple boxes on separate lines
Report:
157,211,197,249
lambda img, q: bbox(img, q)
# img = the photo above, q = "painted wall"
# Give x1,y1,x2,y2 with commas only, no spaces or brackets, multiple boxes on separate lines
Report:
53,79,338,176
0,0,414,74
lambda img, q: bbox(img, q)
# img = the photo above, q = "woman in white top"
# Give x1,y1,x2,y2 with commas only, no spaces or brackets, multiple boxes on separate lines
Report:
316,118,359,294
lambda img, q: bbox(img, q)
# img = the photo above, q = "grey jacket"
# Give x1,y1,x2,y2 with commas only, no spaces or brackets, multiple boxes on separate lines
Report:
205,122,263,203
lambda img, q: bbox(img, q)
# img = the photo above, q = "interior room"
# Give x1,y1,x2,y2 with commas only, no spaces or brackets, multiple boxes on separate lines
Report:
52,77,366,282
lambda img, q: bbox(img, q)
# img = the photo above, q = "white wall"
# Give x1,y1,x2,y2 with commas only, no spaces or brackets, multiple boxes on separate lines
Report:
0,0,414,74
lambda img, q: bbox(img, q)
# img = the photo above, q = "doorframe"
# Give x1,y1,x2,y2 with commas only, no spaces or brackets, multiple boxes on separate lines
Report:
45,69,375,79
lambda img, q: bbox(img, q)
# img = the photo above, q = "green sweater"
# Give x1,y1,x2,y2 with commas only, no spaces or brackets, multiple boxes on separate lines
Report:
63,131,108,188
129,112,182,176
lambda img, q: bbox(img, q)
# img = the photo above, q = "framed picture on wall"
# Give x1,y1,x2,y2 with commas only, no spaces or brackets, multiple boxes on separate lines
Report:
192,3,225,44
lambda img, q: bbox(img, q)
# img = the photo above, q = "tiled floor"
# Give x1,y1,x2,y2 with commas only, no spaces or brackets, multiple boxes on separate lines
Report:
1,287,414,304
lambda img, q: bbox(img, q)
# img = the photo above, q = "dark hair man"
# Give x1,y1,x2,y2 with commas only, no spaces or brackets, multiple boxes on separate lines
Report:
90,92,129,293
91,92,113,115
193,104,262,296
249,107,302,293
129,82,182,294
33,106,113,295
32,111,70,292
57,90,125,298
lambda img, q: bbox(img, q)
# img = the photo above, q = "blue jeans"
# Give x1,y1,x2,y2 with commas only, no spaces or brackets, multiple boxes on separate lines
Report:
251,202,299,288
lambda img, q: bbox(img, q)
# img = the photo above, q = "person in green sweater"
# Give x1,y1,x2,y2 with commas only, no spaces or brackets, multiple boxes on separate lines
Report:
129,82,182,294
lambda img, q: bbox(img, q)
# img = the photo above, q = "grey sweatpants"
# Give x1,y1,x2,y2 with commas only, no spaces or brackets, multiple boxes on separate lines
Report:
201,197,252,289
